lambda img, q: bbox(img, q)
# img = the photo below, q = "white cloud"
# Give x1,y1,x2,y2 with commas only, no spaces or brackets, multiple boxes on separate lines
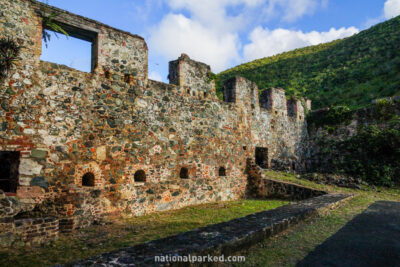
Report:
167,0,325,27
148,0,337,74
361,0,400,30
149,14,241,72
363,17,383,29
149,1,259,73
149,71,163,81
166,0,265,34
263,0,326,22
244,26,359,61
384,0,400,19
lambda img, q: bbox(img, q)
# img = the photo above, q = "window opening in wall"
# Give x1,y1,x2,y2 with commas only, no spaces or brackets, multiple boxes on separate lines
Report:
0,151,20,193
243,146,247,150
124,74,130,83
104,70,111,79
255,147,269,169
218,167,226,177
134,170,146,182
180,167,189,179
223,79,236,103
82,172,95,187
41,21,98,73
224,90,235,102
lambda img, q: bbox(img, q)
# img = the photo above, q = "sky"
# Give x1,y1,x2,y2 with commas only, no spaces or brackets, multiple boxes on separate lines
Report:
39,0,400,82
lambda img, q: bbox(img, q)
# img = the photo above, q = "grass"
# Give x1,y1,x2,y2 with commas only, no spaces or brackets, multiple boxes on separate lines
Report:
3,171,400,267
0,199,288,267
232,170,400,267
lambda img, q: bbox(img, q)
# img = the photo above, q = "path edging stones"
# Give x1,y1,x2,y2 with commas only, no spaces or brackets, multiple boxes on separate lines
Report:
67,193,353,267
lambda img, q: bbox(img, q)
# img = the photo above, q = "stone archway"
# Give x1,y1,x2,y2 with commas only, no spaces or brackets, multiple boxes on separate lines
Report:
74,161,103,188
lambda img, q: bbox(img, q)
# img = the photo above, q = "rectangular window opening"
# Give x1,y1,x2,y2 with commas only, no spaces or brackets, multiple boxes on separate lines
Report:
223,79,237,103
41,21,98,73
224,88,236,103
0,151,20,193
255,147,268,169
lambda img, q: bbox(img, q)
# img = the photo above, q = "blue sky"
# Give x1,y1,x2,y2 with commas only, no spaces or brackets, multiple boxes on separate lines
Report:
39,0,400,82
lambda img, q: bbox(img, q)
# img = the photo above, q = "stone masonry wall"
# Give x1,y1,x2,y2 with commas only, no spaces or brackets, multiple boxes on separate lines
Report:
0,0,310,243
305,99,400,173
0,215,58,247
246,159,325,200
169,53,216,99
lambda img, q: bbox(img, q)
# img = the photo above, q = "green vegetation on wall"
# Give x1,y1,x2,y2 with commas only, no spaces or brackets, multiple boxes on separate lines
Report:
374,98,397,121
321,125,400,186
41,4,69,47
312,102,400,186
0,37,21,81
307,105,353,128
217,16,400,110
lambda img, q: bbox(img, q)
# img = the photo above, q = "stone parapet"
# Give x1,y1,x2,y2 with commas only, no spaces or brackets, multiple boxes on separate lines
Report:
0,217,58,247
246,159,325,200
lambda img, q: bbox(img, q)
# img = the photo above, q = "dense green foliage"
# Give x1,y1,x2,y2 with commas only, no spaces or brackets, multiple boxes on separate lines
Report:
373,98,397,120
217,16,400,110
334,126,399,186
307,105,353,128
317,121,400,186
312,101,400,186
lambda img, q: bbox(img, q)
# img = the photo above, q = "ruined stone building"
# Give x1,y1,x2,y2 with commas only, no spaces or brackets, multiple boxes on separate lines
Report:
0,0,311,246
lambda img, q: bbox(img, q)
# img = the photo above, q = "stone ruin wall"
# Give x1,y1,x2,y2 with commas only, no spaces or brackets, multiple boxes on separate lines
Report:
305,99,400,173
0,0,310,245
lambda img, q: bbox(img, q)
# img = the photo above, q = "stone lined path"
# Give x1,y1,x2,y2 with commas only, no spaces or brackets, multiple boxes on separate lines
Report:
297,201,400,267
67,194,350,266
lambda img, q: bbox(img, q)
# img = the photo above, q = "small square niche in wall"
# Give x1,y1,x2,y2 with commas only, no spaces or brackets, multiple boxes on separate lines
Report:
40,29,92,73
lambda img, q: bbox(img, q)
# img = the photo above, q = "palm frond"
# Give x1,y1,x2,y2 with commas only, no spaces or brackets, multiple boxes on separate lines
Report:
41,5,69,47
0,37,21,80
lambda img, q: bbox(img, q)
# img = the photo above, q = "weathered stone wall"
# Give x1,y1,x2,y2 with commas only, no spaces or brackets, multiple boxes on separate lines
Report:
169,53,215,99
305,99,400,174
258,88,309,171
0,215,58,247
0,0,310,241
258,179,325,200
246,159,325,200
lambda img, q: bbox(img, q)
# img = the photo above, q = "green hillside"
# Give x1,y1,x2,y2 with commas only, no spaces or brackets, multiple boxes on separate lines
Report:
217,16,400,110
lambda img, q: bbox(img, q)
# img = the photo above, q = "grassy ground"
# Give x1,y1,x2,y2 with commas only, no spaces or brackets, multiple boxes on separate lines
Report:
0,199,288,267
232,170,400,267
3,171,399,267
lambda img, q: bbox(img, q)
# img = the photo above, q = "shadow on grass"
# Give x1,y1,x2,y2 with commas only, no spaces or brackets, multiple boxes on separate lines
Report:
0,199,288,267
